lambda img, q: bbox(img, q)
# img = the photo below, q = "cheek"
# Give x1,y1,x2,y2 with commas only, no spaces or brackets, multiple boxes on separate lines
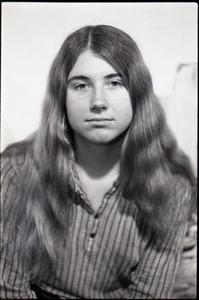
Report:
66,98,77,128
115,95,133,126
119,109,133,129
66,97,86,130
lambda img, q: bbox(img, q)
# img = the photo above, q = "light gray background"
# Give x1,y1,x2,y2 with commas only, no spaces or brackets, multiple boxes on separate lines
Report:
1,2,197,173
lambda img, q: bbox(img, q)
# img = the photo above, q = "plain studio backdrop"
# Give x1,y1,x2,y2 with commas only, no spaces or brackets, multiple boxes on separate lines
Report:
1,2,197,174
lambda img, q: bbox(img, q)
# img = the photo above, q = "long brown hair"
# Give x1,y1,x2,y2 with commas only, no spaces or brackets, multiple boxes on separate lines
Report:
2,25,196,278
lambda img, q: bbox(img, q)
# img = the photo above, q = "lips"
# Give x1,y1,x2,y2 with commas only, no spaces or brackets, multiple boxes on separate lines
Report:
86,117,113,122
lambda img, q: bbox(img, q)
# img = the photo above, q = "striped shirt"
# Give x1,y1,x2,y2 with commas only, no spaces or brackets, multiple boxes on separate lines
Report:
0,155,191,299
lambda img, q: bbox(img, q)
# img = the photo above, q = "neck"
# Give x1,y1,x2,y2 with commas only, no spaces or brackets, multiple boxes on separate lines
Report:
74,135,124,179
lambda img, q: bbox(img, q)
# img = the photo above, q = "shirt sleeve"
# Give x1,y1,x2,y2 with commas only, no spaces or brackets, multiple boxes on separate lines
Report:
1,156,37,299
123,178,192,299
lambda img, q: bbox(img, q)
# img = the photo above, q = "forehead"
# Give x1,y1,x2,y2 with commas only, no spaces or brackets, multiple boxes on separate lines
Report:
68,50,117,79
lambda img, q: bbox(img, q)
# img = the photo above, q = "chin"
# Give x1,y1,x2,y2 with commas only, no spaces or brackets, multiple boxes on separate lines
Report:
87,134,125,146
88,139,113,145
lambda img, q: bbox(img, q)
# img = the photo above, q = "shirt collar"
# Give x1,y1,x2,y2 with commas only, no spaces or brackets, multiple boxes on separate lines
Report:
68,158,120,210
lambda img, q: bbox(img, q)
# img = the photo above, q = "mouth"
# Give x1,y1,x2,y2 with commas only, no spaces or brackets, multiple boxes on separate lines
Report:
86,118,114,122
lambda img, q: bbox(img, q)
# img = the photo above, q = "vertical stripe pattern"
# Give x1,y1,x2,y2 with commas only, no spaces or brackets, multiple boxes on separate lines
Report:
1,155,190,299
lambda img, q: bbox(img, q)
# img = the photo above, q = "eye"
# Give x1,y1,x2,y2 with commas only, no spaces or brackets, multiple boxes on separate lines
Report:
108,81,123,88
74,83,89,90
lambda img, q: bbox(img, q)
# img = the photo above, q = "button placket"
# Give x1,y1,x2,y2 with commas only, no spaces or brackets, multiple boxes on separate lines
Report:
85,212,100,252
85,186,118,253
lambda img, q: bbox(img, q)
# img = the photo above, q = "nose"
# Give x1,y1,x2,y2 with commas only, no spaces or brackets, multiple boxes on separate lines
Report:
90,89,108,112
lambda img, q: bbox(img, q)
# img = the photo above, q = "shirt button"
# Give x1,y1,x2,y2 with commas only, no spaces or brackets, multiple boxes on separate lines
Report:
90,233,96,238
94,214,99,219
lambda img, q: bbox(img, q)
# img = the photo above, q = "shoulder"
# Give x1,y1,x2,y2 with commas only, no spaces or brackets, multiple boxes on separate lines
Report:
169,174,192,201
170,174,193,201
168,174,194,224
1,135,35,184
1,154,26,197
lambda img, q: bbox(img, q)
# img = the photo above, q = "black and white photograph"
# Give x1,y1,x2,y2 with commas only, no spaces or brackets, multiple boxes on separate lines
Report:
1,2,197,299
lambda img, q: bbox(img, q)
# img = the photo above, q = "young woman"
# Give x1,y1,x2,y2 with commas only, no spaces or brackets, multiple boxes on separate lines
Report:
1,25,196,299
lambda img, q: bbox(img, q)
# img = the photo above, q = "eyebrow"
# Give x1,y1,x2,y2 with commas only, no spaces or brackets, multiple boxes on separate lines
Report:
67,73,122,84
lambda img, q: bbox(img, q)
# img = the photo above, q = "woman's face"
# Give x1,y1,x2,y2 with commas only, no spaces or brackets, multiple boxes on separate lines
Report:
66,50,133,146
